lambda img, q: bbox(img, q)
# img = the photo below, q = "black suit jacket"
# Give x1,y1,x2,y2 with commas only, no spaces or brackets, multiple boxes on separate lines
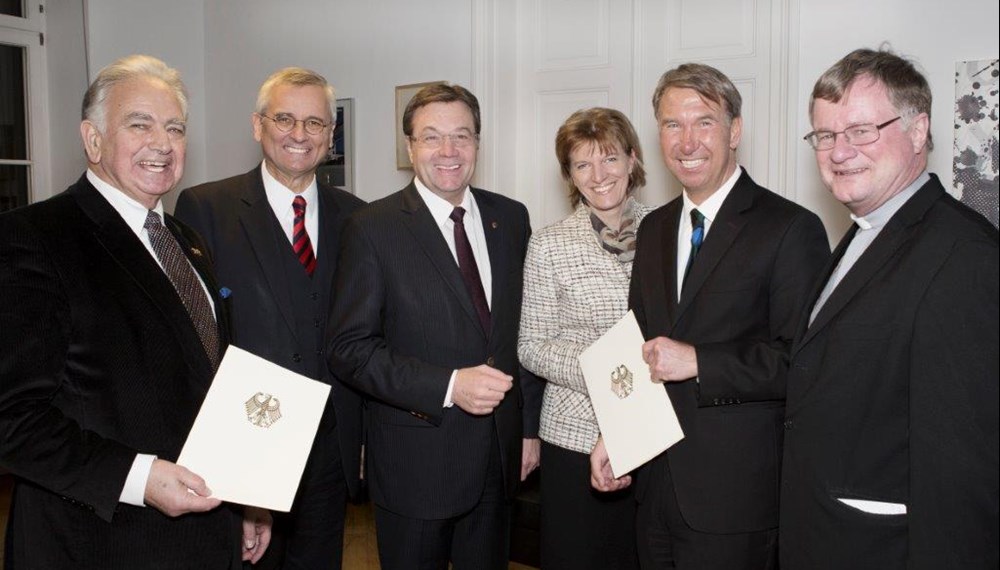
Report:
0,175,240,568
328,183,531,519
174,165,366,497
780,175,999,569
629,168,829,534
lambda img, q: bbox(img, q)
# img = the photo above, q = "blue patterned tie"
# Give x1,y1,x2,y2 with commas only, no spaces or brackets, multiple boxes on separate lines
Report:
683,208,705,289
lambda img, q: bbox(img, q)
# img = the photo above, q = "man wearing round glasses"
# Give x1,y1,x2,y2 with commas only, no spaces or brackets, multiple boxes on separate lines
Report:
781,48,998,569
176,67,365,570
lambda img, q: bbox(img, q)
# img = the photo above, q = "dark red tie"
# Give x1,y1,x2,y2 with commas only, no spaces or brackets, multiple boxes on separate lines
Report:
292,196,316,276
450,207,491,337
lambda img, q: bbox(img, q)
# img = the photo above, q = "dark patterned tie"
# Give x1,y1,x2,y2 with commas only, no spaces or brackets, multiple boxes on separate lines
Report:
144,211,220,370
682,208,706,289
450,207,491,337
292,196,316,276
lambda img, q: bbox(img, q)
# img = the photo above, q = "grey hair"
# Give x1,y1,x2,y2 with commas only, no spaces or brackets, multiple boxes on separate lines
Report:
255,67,336,118
81,54,188,132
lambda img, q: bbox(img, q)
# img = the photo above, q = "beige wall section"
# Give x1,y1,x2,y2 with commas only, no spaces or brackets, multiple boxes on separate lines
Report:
794,0,1000,244
46,1,1000,238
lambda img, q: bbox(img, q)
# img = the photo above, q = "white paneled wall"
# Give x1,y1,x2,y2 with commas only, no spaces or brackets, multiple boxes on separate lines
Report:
478,0,793,230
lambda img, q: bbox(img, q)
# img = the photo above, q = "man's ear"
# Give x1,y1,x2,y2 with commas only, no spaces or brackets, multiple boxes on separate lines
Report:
908,112,930,154
252,113,264,143
80,121,102,164
729,116,743,150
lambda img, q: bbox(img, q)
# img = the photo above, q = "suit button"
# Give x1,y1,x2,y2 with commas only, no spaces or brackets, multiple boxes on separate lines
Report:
784,420,794,430
310,292,319,301
713,398,720,405
292,353,302,363
313,318,321,328
486,356,495,367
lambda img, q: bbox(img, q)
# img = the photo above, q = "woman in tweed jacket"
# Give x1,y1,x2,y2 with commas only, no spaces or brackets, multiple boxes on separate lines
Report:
519,108,651,569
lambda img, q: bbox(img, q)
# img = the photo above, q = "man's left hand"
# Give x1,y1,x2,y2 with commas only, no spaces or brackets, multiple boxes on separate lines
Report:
241,506,272,563
642,336,698,382
521,437,540,481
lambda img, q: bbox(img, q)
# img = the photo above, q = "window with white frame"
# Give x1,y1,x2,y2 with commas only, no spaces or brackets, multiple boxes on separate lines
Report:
1,0,49,212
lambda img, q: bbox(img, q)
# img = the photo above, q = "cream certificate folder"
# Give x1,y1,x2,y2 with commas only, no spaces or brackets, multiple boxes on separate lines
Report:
579,310,684,478
178,346,330,512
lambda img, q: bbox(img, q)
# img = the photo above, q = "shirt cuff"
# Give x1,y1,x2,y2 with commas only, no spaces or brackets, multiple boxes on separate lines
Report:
119,453,156,507
443,369,458,408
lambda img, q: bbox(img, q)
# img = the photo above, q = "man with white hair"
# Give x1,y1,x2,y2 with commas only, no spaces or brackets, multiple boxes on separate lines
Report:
0,54,270,568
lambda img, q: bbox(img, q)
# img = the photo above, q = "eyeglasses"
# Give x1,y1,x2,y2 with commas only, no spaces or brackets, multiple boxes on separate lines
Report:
409,132,479,149
803,116,902,151
258,113,332,136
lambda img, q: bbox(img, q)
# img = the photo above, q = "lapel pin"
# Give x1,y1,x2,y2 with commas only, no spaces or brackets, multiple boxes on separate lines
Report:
191,247,203,257
220,287,232,299
491,221,498,229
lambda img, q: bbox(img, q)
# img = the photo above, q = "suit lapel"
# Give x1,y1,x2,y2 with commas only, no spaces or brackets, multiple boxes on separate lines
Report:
675,172,754,322
237,167,297,338
797,179,943,351
399,184,485,338
658,200,682,327
166,215,230,350
71,178,215,377
313,185,342,315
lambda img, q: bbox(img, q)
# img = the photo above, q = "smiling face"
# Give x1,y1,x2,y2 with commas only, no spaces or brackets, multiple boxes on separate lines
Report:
657,87,741,203
406,101,478,206
810,77,929,216
568,141,635,229
81,77,187,209
253,83,333,193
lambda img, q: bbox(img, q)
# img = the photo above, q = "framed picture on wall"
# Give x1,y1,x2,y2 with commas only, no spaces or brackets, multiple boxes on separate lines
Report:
395,81,445,169
318,98,354,193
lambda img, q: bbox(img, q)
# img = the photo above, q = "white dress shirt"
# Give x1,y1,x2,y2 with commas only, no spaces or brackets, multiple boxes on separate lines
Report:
261,161,321,255
413,178,493,407
676,166,742,300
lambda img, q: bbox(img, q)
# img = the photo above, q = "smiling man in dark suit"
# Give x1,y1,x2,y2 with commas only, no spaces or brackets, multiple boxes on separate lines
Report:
780,47,998,570
175,67,365,570
591,63,829,569
328,83,535,570
0,54,270,568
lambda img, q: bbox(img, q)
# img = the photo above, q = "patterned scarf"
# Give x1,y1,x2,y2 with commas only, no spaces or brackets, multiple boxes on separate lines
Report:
589,199,639,263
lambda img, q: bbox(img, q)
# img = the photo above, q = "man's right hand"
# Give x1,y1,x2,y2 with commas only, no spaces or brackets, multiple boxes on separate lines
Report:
144,459,222,517
452,364,513,415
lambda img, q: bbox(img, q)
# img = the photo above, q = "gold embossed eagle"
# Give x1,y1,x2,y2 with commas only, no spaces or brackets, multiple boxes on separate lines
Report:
610,364,634,399
245,392,282,428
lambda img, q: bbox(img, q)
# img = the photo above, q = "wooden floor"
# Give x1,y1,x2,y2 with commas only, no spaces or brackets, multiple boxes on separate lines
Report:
0,475,536,569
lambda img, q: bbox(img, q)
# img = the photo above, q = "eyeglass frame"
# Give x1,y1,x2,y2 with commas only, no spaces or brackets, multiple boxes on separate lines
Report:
257,112,333,136
408,131,480,149
802,116,902,151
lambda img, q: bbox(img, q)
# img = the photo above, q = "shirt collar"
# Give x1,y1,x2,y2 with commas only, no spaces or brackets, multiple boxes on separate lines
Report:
87,169,164,234
850,171,929,231
681,165,742,223
261,161,319,215
413,177,479,227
